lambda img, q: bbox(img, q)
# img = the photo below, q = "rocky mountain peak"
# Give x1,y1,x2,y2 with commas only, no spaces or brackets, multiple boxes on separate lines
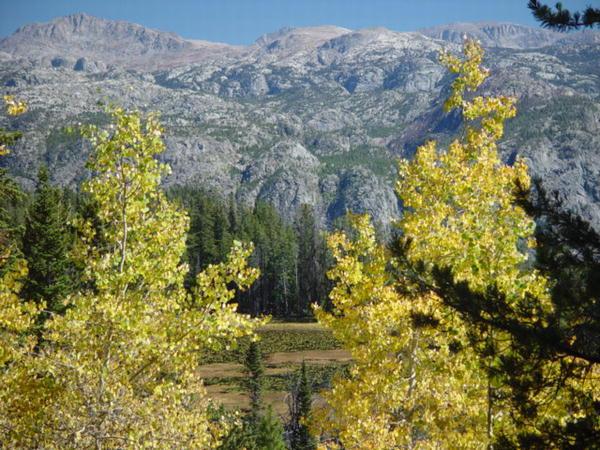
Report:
0,12,191,64
254,25,352,53
420,22,564,48
1,15,599,229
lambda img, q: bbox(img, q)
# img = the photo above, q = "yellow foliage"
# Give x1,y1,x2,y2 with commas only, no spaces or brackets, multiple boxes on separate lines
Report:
0,93,37,370
0,260,38,367
3,94,28,116
314,215,488,449
396,40,552,444
315,41,556,448
0,107,266,448
0,95,27,155
398,41,548,309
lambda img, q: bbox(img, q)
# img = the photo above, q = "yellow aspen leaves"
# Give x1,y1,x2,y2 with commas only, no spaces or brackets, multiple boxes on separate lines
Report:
3,94,27,116
316,41,552,449
314,214,488,449
0,107,265,448
398,41,549,310
0,94,36,369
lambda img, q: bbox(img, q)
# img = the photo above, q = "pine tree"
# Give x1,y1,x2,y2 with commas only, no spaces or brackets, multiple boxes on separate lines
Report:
227,193,239,235
188,191,219,274
218,420,257,450
0,96,27,269
22,166,74,317
244,340,265,427
289,361,316,450
0,94,37,361
172,188,315,318
230,341,287,449
270,224,298,316
255,406,286,450
296,204,328,315
239,201,299,317
213,202,233,262
426,180,600,446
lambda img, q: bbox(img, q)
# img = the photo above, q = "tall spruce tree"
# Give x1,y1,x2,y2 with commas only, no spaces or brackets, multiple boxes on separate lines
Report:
187,190,219,275
0,96,27,270
295,204,328,315
214,204,233,263
289,361,316,450
239,201,298,316
218,420,257,450
171,187,312,318
244,340,265,428
22,166,73,316
227,193,240,235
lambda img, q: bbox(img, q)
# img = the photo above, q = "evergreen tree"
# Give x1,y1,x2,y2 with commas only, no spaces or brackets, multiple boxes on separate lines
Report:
227,193,240,235
188,190,219,274
214,204,233,262
244,340,265,427
0,95,39,409
423,180,600,447
220,407,287,450
172,188,236,288
218,419,257,450
255,406,287,450
239,201,298,317
22,166,74,317
228,342,287,449
170,188,300,317
170,188,330,318
296,204,328,315
289,361,316,450
0,96,27,271
270,224,298,316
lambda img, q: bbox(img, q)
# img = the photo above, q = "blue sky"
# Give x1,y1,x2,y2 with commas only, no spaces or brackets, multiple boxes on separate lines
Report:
0,0,594,44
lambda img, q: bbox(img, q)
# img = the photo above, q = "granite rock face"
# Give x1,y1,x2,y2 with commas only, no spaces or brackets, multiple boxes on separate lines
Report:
1,14,599,229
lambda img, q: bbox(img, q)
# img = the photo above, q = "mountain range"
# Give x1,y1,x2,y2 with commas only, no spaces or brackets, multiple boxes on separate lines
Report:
1,13,598,230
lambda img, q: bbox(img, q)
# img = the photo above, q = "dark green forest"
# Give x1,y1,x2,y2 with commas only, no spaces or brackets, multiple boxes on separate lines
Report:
4,171,332,320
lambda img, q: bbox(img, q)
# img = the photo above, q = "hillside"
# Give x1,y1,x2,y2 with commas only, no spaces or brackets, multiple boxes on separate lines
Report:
1,13,599,229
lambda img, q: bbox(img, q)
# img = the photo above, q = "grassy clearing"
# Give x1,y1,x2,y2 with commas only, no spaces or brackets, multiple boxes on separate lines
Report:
201,321,341,364
200,322,350,416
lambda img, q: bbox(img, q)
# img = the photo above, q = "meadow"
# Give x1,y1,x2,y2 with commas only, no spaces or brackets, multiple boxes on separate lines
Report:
199,322,351,415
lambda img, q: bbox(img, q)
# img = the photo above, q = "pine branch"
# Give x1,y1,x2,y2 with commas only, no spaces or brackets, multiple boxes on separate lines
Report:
528,0,600,31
